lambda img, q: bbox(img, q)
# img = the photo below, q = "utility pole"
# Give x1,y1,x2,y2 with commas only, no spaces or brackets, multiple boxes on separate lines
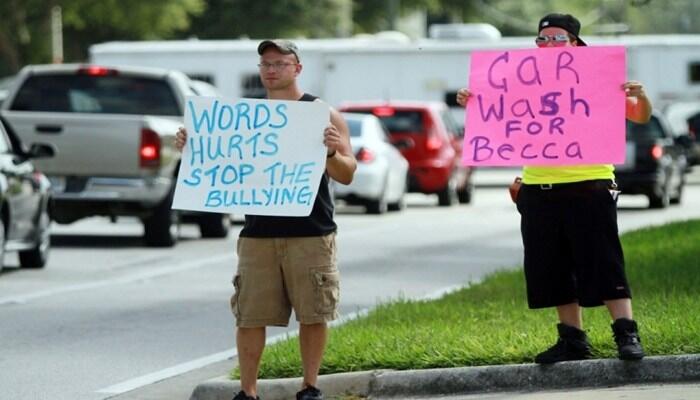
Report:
337,0,353,37
51,5,63,64
387,0,399,30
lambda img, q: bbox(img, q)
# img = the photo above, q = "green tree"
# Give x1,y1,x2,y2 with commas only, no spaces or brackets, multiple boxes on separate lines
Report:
61,0,204,61
352,0,438,33
182,0,347,39
0,0,52,76
436,0,700,36
0,0,203,76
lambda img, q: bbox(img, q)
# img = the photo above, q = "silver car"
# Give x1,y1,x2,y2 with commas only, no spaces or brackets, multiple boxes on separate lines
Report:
334,112,409,214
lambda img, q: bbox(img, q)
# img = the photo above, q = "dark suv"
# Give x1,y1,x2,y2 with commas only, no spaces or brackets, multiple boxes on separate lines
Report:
339,101,473,206
615,111,689,208
687,111,700,165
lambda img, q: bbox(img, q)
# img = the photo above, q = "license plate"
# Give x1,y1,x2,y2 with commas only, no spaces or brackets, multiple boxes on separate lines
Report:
48,176,66,192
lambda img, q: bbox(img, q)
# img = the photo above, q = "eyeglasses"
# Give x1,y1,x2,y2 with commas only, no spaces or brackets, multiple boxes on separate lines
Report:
535,34,571,47
257,62,297,71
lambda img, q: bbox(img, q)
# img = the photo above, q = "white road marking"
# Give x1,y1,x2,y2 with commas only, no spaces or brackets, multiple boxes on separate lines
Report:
0,253,234,306
95,282,477,396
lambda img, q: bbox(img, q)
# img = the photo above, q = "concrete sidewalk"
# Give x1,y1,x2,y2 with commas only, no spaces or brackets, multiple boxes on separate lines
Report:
398,383,700,400
189,354,700,400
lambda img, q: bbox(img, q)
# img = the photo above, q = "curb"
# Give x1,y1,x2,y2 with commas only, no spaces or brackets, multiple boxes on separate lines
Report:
190,354,700,399
190,370,383,400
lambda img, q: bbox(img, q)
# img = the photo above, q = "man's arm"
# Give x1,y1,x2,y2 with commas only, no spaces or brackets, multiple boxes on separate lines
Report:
624,81,652,124
324,108,356,185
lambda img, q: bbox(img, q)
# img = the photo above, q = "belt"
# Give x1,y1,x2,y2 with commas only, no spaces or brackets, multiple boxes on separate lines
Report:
522,179,615,191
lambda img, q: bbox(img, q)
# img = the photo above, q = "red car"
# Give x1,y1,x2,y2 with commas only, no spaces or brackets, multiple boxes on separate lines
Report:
339,101,473,206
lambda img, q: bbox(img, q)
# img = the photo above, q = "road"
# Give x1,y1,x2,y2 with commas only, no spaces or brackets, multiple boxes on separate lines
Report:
1,184,699,400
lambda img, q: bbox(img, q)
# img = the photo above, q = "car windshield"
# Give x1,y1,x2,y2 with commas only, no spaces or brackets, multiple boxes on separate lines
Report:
377,111,424,134
10,74,180,116
626,117,664,140
346,119,363,137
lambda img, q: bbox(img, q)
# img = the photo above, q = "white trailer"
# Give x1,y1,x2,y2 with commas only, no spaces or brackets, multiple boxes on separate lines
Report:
90,34,700,124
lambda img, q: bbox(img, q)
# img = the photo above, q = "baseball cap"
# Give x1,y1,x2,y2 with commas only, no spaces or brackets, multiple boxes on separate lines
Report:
257,39,300,62
538,13,587,46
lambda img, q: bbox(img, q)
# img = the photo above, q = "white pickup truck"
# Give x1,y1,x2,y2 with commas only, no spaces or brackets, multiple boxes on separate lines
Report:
0,64,229,246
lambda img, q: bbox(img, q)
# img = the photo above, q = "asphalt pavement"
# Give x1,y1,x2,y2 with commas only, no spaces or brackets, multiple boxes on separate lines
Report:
112,171,700,400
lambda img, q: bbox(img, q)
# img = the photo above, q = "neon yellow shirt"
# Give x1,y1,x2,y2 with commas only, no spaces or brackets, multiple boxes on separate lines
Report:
522,164,615,185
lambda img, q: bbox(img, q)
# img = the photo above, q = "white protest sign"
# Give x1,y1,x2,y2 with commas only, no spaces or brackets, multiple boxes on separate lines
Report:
172,96,330,216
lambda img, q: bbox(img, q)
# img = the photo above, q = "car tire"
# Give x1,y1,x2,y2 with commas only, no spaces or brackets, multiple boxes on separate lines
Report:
366,196,388,214
19,206,50,269
144,193,179,247
670,170,685,205
388,174,408,212
198,213,230,238
648,186,670,209
437,174,457,207
388,196,405,212
670,182,684,205
457,183,474,204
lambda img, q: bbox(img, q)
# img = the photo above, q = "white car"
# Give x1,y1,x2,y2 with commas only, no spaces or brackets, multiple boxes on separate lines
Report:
335,112,409,214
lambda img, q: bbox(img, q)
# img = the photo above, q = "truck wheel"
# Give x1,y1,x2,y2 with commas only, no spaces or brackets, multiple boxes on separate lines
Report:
19,207,50,269
144,194,178,247
198,213,230,238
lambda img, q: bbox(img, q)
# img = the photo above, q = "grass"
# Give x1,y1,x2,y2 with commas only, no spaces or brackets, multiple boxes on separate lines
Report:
234,219,700,379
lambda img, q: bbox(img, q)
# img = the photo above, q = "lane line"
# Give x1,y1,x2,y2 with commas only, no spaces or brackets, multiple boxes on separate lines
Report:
95,282,477,396
0,253,234,306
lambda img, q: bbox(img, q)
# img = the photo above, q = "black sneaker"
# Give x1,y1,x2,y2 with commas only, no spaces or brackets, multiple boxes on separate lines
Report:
232,390,259,400
296,385,323,400
535,323,593,364
611,318,645,360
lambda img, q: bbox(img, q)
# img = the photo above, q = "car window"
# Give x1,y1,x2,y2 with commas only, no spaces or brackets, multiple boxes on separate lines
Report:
346,119,363,137
377,111,424,134
627,116,665,140
376,119,392,142
10,74,180,116
440,110,461,137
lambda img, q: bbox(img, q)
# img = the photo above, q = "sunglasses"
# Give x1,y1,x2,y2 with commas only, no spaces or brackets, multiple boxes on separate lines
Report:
535,34,571,47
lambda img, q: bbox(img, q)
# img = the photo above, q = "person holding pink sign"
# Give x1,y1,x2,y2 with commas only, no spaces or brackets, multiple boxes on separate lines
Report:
457,13,652,364
176,40,356,400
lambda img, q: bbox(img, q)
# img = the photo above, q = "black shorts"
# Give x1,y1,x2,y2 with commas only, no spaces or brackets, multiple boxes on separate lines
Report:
516,180,632,308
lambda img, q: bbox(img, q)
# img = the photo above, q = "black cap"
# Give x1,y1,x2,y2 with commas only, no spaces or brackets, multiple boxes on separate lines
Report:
538,13,587,46
257,39,300,62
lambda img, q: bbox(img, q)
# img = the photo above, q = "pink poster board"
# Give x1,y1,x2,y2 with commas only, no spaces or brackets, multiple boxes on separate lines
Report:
463,46,626,166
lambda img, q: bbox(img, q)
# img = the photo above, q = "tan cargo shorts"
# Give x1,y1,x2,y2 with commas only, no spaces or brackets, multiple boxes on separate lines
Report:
230,233,339,327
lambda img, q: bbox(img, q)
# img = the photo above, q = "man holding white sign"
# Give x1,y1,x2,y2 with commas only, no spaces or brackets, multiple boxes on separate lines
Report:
457,13,651,364
175,39,356,400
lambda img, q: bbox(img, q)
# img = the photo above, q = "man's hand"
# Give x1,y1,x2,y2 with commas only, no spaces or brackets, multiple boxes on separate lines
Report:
623,81,652,124
622,81,646,99
456,88,472,107
323,123,341,157
175,127,187,152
